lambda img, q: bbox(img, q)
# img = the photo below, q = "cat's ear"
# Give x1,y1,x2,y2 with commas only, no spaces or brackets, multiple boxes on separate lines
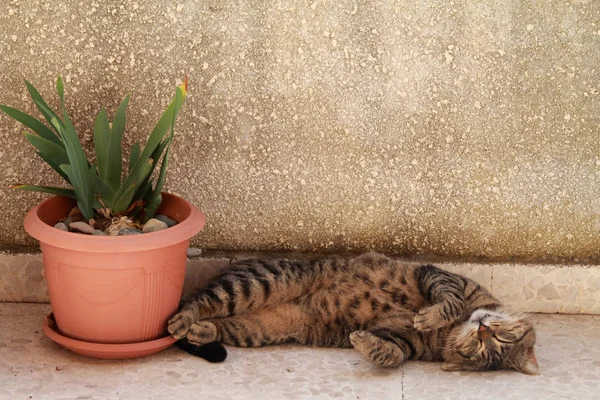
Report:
514,347,540,375
441,362,464,371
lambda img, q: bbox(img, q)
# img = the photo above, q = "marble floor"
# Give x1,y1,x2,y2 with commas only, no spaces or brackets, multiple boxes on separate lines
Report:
0,303,598,400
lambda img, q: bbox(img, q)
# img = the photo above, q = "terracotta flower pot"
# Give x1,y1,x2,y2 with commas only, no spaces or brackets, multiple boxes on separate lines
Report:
24,193,205,347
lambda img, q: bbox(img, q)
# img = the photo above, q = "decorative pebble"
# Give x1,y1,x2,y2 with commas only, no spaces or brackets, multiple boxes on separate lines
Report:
155,214,178,227
62,216,73,229
53,222,68,232
117,228,143,236
69,221,95,235
143,218,169,233
93,230,107,236
68,206,83,222
186,248,203,258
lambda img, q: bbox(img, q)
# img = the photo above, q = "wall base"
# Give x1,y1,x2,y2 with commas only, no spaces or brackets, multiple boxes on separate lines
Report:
1,250,598,314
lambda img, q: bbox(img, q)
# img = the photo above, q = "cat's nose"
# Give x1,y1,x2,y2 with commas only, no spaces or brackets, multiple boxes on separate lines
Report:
477,323,492,339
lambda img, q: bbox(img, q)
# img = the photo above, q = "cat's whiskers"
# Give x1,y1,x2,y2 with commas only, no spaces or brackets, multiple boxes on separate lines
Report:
494,310,530,323
505,353,519,371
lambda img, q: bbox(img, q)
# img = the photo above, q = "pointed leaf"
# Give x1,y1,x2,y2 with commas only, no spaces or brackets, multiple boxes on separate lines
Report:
113,157,152,213
171,85,186,133
143,79,187,220
115,89,179,201
25,80,64,133
9,184,76,199
111,184,137,215
144,149,170,221
142,82,186,219
94,176,116,206
115,108,172,199
132,138,170,201
26,131,71,183
94,108,121,191
128,141,140,173
35,151,71,183
86,164,99,218
60,164,94,219
137,177,154,203
23,132,69,167
150,138,170,169
116,83,187,201
58,110,95,220
109,94,129,177
136,158,153,187
144,193,162,223
0,105,63,147
56,77,64,103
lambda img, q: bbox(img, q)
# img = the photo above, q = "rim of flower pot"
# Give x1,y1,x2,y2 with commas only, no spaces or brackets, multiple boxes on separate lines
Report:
23,192,205,253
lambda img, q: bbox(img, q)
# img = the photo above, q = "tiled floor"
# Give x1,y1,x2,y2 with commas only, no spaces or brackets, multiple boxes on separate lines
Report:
1,303,598,400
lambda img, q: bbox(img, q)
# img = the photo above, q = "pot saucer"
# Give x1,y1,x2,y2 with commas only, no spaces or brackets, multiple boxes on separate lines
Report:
43,313,177,359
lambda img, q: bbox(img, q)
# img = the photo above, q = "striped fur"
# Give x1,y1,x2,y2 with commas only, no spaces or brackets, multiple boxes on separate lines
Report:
169,253,539,374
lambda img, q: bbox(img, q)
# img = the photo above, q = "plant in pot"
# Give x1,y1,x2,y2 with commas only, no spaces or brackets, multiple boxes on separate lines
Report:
0,76,205,359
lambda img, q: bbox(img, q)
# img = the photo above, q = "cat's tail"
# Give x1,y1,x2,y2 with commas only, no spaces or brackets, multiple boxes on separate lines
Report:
177,338,228,363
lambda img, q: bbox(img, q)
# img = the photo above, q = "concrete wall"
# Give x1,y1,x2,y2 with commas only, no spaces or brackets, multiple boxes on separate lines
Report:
0,1,599,261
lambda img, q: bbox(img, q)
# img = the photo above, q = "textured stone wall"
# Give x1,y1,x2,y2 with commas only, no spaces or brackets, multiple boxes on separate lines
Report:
0,1,599,261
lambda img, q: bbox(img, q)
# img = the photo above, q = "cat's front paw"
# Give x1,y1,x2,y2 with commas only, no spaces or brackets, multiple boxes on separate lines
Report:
168,308,199,340
188,321,218,346
413,304,447,331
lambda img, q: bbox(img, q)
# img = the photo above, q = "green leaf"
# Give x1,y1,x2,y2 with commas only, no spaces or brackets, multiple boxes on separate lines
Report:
102,95,130,190
94,175,115,205
112,157,152,214
114,85,186,203
35,151,71,183
136,177,154,203
48,116,64,136
136,158,153,187
131,138,169,201
144,149,169,221
128,141,140,173
116,87,185,209
56,77,64,104
9,184,76,199
114,111,171,200
94,108,121,191
58,110,95,220
144,193,162,223
111,184,136,215
23,130,71,184
25,80,64,133
149,138,170,171
24,132,69,167
142,85,186,220
0,105,63,147
60,165,92,219
170,86,186,134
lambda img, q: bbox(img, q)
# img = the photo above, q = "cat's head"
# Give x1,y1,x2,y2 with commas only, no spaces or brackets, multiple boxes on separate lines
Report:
442,309,539,375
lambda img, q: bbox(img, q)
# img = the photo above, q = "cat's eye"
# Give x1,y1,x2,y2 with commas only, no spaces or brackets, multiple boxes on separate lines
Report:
458,351,471,359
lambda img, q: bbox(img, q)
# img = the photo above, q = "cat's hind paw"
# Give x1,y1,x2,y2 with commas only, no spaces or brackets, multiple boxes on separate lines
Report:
188,321,218,346
350,330,405,368
168,308,198,340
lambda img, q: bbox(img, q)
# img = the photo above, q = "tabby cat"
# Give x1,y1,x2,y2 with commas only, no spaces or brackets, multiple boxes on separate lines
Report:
168,253,539,374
